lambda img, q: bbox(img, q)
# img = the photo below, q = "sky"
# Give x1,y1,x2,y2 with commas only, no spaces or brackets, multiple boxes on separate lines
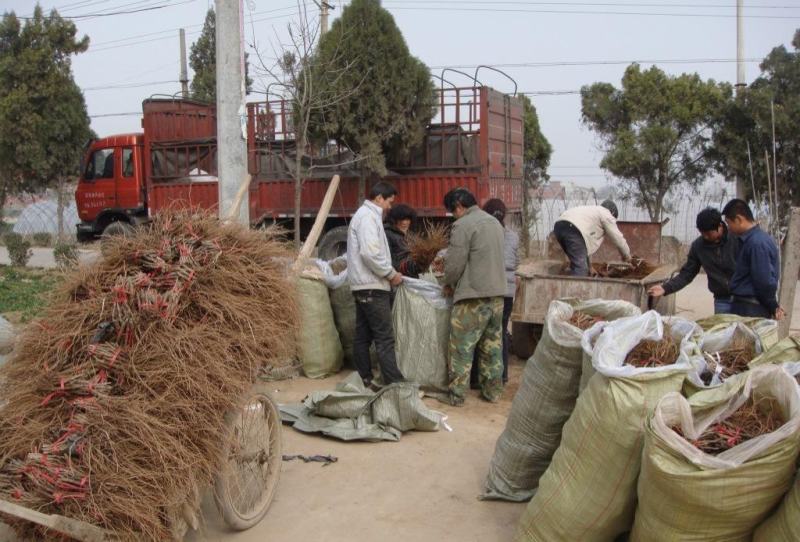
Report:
2,0,799,189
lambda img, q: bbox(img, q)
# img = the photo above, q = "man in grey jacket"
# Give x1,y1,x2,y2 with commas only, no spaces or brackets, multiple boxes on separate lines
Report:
347,181,405,388
442,188,507,405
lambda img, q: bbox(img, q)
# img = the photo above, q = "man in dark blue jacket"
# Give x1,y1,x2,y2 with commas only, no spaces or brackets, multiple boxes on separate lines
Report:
721,199,785,320
648,208,738,314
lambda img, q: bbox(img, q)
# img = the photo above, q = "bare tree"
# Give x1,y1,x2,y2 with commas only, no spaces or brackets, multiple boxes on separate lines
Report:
248,2,363,247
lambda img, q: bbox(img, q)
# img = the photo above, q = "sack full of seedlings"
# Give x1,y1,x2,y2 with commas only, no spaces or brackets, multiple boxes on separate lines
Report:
392,277,452,396
631,366,800,542
482,298,640,502
695,314,778,351
516,311,699,542
754,362,800,542
684,321,763,394
298,260,344,378
749,335,800,369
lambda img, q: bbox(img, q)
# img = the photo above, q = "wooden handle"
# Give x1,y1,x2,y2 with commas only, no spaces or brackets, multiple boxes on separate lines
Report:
293,175,341,271
224,174,253,222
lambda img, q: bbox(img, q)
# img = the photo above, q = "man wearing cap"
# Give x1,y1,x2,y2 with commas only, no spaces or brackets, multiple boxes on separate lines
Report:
552,200,631,276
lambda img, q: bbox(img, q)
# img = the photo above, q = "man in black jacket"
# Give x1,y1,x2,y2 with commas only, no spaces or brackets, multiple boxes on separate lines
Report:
648,207,739,314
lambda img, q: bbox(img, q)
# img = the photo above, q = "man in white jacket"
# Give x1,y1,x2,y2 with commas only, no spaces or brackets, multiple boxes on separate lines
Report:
553,200,631,276
347,181,405,387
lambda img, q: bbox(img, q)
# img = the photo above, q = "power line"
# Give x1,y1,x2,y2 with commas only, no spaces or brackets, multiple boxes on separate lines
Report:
89,112,142,117
431,57,764,70
386,1,800,9
380,3,800,18
83,79,178,91
17,0,196,20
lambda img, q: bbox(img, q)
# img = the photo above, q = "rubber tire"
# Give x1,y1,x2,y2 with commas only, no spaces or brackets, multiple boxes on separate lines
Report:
510,322,542,359
317,225,349,261
99,221,134,255
214,392,282,531
76,230,95,243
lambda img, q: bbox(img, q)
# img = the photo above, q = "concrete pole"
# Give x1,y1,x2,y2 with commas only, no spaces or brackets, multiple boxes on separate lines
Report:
734,0,747,199
320,2,329,35
778,207,800,338
179,29,189,98
215,0,249,224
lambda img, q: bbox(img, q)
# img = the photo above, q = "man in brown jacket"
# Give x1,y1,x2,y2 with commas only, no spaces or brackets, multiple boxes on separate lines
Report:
442,188,507,405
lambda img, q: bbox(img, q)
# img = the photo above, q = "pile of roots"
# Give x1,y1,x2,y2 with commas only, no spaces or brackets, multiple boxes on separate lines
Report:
624,327,680,368
568,311,603,331
0,209,299,540
408,222,449,273
700,330,757,385
588,257,655,280
673,396,784,455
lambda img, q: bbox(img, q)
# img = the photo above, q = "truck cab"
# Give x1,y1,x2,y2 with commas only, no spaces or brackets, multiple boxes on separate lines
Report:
75,133,146,240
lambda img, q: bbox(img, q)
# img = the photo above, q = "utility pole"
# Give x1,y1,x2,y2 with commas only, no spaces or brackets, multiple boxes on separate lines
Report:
735,0,747,199
179,28,189,98
315,1,334,36
215,0,249,224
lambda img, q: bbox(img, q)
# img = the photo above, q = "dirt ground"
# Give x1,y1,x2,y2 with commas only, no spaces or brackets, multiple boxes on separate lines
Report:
1,275,798,541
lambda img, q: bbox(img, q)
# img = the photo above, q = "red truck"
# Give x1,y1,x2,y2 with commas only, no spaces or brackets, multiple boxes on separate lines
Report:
75,85,524,258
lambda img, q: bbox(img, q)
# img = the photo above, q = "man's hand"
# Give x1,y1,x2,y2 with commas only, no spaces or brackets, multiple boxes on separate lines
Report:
442,285,454,297
389,273,403,287
648,284,665,298
774,307,786,321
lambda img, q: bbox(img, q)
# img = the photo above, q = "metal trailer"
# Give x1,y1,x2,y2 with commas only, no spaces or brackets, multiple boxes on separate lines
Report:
510,221,678,358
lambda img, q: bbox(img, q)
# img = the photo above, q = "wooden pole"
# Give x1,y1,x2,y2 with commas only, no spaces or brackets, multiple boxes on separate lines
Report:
293,174,341,271
778,207,800,338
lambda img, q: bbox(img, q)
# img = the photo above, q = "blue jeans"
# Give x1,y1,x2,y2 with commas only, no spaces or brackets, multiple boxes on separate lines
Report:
714,297,733,314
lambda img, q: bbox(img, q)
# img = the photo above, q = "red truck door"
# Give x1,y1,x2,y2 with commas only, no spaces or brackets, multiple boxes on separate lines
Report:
117,146,143,210
81,147,118,212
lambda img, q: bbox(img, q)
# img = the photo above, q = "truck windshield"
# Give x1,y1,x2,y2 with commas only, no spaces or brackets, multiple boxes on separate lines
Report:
84,148,115,181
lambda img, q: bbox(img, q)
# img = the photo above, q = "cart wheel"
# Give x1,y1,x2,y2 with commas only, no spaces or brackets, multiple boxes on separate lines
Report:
214,391,282,531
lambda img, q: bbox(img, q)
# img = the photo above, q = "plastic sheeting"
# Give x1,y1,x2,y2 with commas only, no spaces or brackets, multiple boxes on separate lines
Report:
516,311,699,542
482,298,640,502
683,322,763,391
631,366,800,541
278,372,448,442
12,200,79,237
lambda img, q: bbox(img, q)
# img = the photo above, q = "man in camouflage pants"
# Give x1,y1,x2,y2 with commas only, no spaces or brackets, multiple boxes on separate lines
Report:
442,188,507,405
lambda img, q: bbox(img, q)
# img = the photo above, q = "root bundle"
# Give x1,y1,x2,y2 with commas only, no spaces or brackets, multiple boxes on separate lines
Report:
673,396,784,455
700,330,757,385
568,311,603,331
0,209,299,540
408,222,449,273
624,327,680,368
590,256,657,280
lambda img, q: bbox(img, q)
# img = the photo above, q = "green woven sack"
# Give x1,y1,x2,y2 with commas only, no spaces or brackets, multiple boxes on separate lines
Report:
297,277,343,378
632,366,800,542
515,312,698,541
754,362,800,542
482,298,640,502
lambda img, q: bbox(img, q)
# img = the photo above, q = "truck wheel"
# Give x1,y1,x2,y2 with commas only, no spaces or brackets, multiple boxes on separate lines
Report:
100,221,134,255
317,226,348,261
510,322,542,359
76,231,94,243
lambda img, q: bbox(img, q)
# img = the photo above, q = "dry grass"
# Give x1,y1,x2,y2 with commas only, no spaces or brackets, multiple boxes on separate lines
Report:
407,222,449,273
0,208,299,540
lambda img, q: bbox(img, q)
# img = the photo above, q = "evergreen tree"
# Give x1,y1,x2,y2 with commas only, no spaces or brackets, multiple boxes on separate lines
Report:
0,5,93,233
710,29,800,214
190,8,252,103
308,0,436,178
581,64,726,221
